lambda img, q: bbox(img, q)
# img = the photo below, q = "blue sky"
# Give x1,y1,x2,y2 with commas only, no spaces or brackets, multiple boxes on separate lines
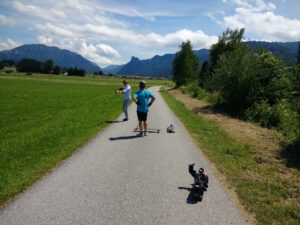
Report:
0,0,300,67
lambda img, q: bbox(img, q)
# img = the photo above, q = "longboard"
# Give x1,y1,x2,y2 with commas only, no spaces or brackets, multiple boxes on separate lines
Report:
133,127,160,133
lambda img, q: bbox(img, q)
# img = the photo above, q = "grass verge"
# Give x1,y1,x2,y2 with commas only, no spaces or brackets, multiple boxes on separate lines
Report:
161,88,300,225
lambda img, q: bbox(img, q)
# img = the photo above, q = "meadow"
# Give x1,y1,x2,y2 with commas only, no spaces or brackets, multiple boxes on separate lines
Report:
0,73,169,206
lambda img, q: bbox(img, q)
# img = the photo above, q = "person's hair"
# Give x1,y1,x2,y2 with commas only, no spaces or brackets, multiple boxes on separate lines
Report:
123,80,128,84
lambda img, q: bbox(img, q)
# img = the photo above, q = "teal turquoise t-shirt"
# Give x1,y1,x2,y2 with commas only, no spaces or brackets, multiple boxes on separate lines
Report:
134,89,155,112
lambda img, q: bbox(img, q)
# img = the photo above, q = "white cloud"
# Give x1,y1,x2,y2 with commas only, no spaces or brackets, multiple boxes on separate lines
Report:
80,42,123,67
96,44,121,58
37,36,53,45
36,23,75,38
66,23,217,49
0,39,21,51
0,14,16,26
205,10,225,24
33,19,217,65
144,29,218,49
91,1,176,21
5,0,220,66
223,0,276,11
12,1,66,22
221,0,300,41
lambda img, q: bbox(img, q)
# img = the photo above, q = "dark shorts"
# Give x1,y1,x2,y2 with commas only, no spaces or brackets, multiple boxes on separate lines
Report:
137,111,148,121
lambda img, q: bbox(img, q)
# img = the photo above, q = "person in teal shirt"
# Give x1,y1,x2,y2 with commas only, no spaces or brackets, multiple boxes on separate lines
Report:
133,80,155,137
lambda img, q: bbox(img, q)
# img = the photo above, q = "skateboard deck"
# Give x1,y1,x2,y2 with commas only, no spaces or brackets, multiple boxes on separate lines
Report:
133,127,160,133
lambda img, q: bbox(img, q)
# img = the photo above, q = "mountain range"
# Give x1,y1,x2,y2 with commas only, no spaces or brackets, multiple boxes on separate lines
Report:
0,42,298,77
104,41,298,78
0,44,101,72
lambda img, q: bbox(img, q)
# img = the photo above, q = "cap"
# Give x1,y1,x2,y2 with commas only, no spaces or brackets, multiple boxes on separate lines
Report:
139,80,146,87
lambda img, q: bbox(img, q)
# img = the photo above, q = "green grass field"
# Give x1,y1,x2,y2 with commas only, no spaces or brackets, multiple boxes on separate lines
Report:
161,89,300,225
0,73,169,206
2,72,172,87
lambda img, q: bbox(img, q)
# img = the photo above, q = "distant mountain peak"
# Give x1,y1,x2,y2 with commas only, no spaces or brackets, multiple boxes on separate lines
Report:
130,56,140,61
0,44,101,72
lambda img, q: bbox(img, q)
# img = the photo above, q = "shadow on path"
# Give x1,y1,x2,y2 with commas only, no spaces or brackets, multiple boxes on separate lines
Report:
178,186,202,204
106,120,123,123
109,135,140,141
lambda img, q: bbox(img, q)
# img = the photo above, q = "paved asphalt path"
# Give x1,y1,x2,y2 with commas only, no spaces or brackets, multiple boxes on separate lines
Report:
0,87,248,225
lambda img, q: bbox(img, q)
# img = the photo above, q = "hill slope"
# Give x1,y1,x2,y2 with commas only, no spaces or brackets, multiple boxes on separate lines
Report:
0,44,101,72
114,41,298,77
246,41,298,64
102,64,124,74
118,49,209,78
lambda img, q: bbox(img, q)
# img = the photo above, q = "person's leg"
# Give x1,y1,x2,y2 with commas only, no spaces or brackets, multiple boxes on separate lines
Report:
122,100,126,117
139,121,143,132
123,100,129,120
143,112,148,135
137,112,144,136
143,121,147,136
143,121,147,131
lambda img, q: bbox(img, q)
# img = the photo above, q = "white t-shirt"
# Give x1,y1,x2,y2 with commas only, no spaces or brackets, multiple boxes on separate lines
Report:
124,84,131,100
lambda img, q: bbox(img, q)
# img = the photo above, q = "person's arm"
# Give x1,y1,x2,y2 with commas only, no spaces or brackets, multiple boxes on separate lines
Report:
189,164,196,178
133,93,141,105
116,87,125,94
148,93,156,107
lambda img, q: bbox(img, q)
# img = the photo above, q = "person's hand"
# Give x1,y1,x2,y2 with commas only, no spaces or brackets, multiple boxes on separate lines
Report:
148,102,152,107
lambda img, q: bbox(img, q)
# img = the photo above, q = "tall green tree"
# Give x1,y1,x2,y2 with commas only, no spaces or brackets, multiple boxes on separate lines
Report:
172,40,200,87
210,28,245,73
16,58,43,73
0,59,15,67
43,59,54,74
297,41,300,64
211,46,293,114
199,60,211,89
53,65,61,75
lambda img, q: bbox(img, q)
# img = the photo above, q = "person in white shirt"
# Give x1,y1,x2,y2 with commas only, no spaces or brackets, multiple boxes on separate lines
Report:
116,80,131,121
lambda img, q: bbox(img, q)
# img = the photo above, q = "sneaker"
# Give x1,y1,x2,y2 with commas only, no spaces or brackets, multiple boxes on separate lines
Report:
122,118,128,121
137,132,144,137
144,131,148,136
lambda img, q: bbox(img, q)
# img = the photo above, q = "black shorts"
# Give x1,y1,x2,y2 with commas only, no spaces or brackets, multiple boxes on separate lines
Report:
137,111,148,121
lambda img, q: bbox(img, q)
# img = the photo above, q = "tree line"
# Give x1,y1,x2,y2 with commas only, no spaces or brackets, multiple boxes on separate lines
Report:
172,28,300,148
0,58,98,77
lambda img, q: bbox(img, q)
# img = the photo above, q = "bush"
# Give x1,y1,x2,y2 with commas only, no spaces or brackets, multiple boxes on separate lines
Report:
53,65,61,75
245,101,276,127
206,91,223,105
245,100,300,141
4,69,14,73
186,82,201,98
67,67,85,76
273,100,300,141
